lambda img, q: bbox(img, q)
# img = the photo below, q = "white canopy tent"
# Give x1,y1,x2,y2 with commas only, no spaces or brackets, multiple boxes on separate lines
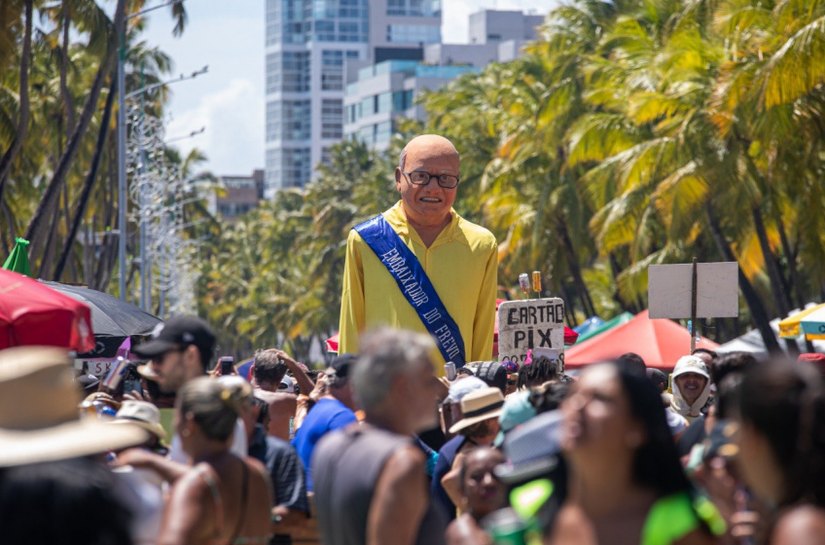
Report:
718,318,825,356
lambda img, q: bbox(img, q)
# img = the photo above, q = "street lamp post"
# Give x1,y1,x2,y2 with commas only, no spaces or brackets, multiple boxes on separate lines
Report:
116,0,191,303
116,12,127,301
126,66,207,312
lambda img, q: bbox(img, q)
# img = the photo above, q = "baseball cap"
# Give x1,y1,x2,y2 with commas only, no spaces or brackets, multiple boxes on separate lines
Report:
278,375,296,393
672,355,710,380
327,353,357,382
133,315,216,363
494,390,537,447
472,361,508,393
495,410,563,484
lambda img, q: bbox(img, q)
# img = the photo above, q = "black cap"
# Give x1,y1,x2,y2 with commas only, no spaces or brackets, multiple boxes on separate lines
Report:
132,315,216,363
474,361,508,394
327,353,357,381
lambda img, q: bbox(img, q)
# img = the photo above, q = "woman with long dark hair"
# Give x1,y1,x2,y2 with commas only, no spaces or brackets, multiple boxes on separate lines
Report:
734,359,825,544
546,362,723,545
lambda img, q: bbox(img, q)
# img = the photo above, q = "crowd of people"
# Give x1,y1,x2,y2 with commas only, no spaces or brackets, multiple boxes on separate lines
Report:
0,314,823,545
1,134,824,545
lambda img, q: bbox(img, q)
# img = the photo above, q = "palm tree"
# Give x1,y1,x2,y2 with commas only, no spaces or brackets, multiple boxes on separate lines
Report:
0,0,33,208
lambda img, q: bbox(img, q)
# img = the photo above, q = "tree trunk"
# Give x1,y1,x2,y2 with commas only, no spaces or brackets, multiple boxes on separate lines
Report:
706,204,781,354
777,217,804,309
25,0,126,256
93,138,119,290
751,207,799,355
560,283,579,326
60,0,76,137
0,0,34,202
53,75,117,282
609,252,636,313
751,207,791,317
0,198,15,255
557,218,596,317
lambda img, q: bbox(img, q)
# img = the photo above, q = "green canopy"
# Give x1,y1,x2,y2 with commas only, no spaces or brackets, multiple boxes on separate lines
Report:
575,311,633,343
2,237,32,277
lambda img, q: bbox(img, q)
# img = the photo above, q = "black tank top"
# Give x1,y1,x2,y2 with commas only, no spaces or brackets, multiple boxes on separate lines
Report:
313,425,446,545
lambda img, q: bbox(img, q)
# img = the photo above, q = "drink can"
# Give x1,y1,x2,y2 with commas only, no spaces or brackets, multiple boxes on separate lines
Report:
102,357,130,390
518,273,530,294
532,271,542,293
444,361,456,381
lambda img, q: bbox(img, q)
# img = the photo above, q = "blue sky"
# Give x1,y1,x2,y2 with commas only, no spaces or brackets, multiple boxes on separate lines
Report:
141,0,554,176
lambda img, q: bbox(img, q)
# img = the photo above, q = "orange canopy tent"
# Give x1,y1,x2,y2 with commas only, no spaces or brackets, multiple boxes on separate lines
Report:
564,310,720,371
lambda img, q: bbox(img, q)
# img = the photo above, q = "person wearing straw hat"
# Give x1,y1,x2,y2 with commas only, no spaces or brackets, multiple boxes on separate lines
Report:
432,377,489,521
439,387,505,519
0,346,149,466
0,346,149,545
110,400,170,545
114,400,168,454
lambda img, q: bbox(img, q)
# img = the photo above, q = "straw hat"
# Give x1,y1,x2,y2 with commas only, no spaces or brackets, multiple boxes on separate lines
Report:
0,347,149,467
113,400,166,442
449,387,505,434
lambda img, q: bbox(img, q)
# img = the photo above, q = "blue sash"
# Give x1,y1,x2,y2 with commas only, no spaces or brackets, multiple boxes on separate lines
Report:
355,215,466,367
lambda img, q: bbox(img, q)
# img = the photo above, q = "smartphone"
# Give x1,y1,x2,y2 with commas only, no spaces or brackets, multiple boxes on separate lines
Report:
123,376,142,395
219,356,235,375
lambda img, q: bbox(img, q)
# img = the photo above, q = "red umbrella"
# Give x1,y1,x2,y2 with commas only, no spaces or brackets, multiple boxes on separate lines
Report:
564,310,719,370
325,298,579,354
0,269,95,352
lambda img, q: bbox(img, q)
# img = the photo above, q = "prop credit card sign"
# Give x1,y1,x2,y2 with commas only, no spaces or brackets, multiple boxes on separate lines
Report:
498,298,565,364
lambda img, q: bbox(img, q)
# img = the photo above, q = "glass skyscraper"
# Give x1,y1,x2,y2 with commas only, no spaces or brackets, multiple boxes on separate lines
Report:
264,0,441,194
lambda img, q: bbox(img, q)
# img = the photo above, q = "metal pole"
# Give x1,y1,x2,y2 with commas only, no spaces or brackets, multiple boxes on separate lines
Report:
690,257,698,353
116,14,127,301
138,66,149,312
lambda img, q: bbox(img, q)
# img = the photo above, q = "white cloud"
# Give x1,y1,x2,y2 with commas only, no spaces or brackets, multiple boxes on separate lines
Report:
166,78,263,176
140,4,263,176
138,2,558,175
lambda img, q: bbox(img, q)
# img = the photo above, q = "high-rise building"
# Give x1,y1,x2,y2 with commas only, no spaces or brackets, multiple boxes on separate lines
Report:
344,61,478,151
207,170,265,220
344,10,545,152
264,0,441,196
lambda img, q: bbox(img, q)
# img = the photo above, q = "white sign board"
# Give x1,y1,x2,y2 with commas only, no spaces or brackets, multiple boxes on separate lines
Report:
648,262,739,319
498,298,565,364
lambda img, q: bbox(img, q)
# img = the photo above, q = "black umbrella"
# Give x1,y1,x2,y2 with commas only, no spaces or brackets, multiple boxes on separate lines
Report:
41,281,162,358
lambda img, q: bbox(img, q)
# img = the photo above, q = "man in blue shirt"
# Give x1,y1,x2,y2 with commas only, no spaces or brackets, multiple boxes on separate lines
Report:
292,354,358,491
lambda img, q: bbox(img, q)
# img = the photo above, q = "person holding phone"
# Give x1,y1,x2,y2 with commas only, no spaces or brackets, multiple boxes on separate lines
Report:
218,356,236,376
120,316,248,472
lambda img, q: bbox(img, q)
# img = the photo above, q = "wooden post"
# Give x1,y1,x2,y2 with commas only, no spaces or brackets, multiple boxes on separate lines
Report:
690,257,698,353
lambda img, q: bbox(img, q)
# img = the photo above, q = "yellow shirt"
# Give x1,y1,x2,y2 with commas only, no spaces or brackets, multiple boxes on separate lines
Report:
338,201,497,368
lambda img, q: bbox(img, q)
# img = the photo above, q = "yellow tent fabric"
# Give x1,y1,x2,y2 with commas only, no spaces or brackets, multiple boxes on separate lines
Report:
778,303,825,339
